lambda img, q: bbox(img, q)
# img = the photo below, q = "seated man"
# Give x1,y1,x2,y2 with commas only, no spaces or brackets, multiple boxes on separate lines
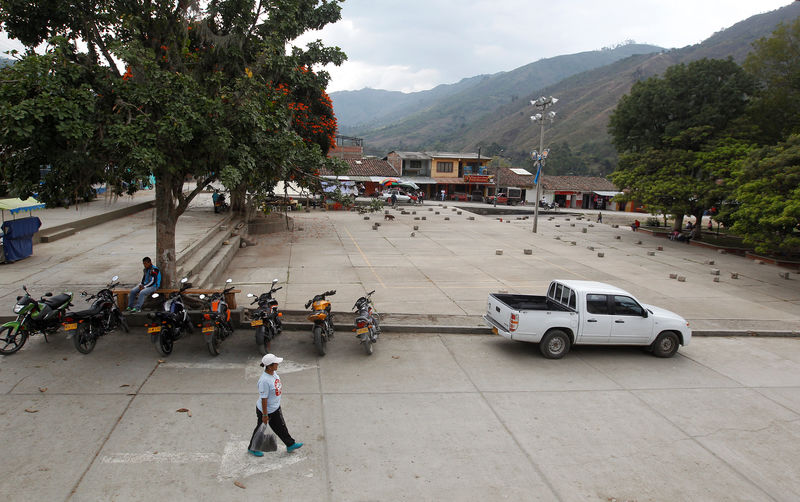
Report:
128,256,161,312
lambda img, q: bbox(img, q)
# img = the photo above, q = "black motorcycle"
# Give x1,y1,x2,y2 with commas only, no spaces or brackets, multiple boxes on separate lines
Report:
247,278,283,355
145,277,193,356
0,286,73,355
63,275,129,354
352,290,380,355
305,290,336,356
199,279,235,356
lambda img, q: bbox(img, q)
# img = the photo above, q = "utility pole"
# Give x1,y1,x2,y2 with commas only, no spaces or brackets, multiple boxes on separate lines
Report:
530,96,558,233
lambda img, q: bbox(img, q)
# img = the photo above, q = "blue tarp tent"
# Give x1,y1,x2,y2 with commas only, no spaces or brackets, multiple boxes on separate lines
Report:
1,216,41,262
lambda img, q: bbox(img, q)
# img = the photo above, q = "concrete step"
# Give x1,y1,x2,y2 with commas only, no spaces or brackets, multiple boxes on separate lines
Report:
39,227,76,243
194,234,241,289
175,213,233,271
176,225,232,280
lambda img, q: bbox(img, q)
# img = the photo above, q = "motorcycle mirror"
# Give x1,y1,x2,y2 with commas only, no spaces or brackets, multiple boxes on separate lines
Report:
247,293,254,298
81,291,87,296
180,277,188,283
272,278,279,284
23,285,28,292
151,293,160,299
199,294,206,300
112,275,119,282
225,278,232,284
45,292,53,297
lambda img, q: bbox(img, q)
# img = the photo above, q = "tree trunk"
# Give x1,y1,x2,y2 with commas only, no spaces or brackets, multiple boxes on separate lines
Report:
692,208,705,241
672,214,684,232
155,174,179,288
231,183,247,214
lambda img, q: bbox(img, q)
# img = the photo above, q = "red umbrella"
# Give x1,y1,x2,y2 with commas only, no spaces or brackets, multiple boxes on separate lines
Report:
382,178,400,187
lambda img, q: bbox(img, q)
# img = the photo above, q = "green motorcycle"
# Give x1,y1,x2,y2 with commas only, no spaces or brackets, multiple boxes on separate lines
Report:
0,286,73,355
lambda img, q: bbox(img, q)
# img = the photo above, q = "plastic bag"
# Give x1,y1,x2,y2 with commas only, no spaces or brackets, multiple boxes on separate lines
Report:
249,423,278,452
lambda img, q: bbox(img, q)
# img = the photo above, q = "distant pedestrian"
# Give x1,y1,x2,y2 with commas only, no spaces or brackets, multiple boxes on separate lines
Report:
418,190,424,205
631,219,640,231
597,212,602,223
391,192,397,207
440,189,445,201
248,354,303,456
127,257,161,312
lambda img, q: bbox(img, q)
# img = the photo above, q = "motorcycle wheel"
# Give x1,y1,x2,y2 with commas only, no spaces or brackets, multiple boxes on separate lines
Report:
255,326,267,355
154,330,173,356
73,323,97,354
313,325,326,356
0,325,27,355
363,337,374,355
117,311,130,333
207,327,221,356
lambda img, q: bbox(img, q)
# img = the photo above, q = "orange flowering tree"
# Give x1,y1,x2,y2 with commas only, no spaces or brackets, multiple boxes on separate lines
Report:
0,0,346,286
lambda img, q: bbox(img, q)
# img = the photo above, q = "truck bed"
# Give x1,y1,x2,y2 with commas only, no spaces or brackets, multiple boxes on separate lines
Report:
490,294,572,312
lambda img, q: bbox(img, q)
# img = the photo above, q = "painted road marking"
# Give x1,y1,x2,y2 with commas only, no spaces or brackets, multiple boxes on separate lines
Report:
158,359,317,379
100,438,308,481
342,226,386,288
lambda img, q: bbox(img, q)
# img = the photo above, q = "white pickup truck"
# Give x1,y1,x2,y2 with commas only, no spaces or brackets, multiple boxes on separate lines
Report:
483,280,691,359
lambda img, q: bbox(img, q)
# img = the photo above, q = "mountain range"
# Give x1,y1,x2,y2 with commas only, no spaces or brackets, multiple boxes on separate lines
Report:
331,2,800,173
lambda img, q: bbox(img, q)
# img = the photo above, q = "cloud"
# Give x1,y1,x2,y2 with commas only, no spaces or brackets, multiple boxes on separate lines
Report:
322,60,443,93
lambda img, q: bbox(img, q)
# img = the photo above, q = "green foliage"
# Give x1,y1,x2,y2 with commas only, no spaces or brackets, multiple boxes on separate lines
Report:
727,135,800,254
744,17,800,144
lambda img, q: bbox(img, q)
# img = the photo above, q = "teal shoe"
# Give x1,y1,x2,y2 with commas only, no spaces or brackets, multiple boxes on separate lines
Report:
130,307,140,313
248,449,264,457
287,442,303,452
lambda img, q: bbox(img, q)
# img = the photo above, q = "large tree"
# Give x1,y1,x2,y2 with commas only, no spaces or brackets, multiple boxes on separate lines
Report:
0,0,345,285
744,17,800,145
608,58,756,236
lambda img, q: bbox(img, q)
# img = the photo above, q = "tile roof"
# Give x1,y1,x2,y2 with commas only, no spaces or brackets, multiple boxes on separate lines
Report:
487,168,618,191
320,158,399,177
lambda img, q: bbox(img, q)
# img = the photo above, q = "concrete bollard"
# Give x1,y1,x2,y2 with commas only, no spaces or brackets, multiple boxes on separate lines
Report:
647,251,656,256
445,217,450,221
435,211,440,215
429,208,433,211
364,216,370,220
566,218,571,221
457,211,462,215
597,252,604,258
496,249,503,255
780,272,791,279
587,246,595,251
555,224,561,228
421,217,427,220
718,249,726,254
410,232,415,237
570,223,576,227
385,210,390,214
570,241,577,246
711,269,720,276
412,211,416,215
414,217,420,220
555,236,561,240
706,260,715,265
588,224,594,228
581,228,587,233
615,235,621,240
731,272,739,279
677,276,686,282
413,225,419,230
669,273,678,279
657,246,663,251
524,249,532,255
612,224,619,228
467,216,475,220
713,277,720,283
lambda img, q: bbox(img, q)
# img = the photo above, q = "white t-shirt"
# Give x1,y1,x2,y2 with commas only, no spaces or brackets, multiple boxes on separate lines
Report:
256,371,281,414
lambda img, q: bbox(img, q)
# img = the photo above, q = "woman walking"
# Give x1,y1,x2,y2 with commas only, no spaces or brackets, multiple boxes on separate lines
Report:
248,354,304,456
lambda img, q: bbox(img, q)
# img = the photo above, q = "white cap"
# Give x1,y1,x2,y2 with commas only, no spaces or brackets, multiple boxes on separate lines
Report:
260,354,283,367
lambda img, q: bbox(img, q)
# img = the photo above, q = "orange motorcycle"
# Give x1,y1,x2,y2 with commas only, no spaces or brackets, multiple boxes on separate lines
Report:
305,290,336,356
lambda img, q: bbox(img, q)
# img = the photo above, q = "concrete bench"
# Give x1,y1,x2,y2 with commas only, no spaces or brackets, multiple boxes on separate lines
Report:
114,288,241,310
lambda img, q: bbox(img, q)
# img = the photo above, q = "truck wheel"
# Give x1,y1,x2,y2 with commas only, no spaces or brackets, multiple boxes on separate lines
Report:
652,332,679,358
540,330,570,359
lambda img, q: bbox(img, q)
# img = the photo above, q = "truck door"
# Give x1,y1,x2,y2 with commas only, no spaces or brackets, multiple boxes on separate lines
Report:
580,294,613,344
609,295,653,344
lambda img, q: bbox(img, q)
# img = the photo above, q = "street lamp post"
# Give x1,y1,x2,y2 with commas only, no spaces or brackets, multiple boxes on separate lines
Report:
493,149,503,207
530,96,558,233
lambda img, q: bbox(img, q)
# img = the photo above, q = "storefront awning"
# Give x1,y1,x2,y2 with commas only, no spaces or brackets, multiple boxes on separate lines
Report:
593,191,622,197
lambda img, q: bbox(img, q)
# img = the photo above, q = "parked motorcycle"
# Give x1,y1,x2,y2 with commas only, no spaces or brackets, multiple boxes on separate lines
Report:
305,290,336,356
198,278,235,356
352,290,381,355
0,286,73,355
145,277,193,356
247,278,283,355
63,275,129,354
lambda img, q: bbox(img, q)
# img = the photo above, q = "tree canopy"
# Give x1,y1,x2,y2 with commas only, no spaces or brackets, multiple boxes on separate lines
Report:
0,0,347,285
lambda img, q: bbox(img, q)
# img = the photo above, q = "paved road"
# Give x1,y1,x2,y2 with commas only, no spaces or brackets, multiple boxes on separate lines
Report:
2,329,800,501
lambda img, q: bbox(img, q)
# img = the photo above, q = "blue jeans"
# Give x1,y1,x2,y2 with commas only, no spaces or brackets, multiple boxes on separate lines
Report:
128,285,157,309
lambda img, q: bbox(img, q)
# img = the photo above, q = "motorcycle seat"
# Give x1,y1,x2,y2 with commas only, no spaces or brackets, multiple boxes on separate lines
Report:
44,294,71,307
71,305,104,318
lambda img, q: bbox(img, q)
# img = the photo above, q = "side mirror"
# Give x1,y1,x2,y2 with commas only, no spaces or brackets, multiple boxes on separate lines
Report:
180,277,188,284
111,275,119,282
151,293,160,299
225,278,233,284
81,291,87,297
45,292,53,297
642,309,649,318
272,279,279,284
247,293,255,298
199,294,206,300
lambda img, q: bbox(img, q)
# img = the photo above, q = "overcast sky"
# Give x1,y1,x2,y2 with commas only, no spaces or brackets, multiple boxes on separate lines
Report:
1,1,792,94
295,0,794,93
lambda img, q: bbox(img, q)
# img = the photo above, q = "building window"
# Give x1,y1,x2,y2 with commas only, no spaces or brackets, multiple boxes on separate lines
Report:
436,161,454,173
410,160,421,171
